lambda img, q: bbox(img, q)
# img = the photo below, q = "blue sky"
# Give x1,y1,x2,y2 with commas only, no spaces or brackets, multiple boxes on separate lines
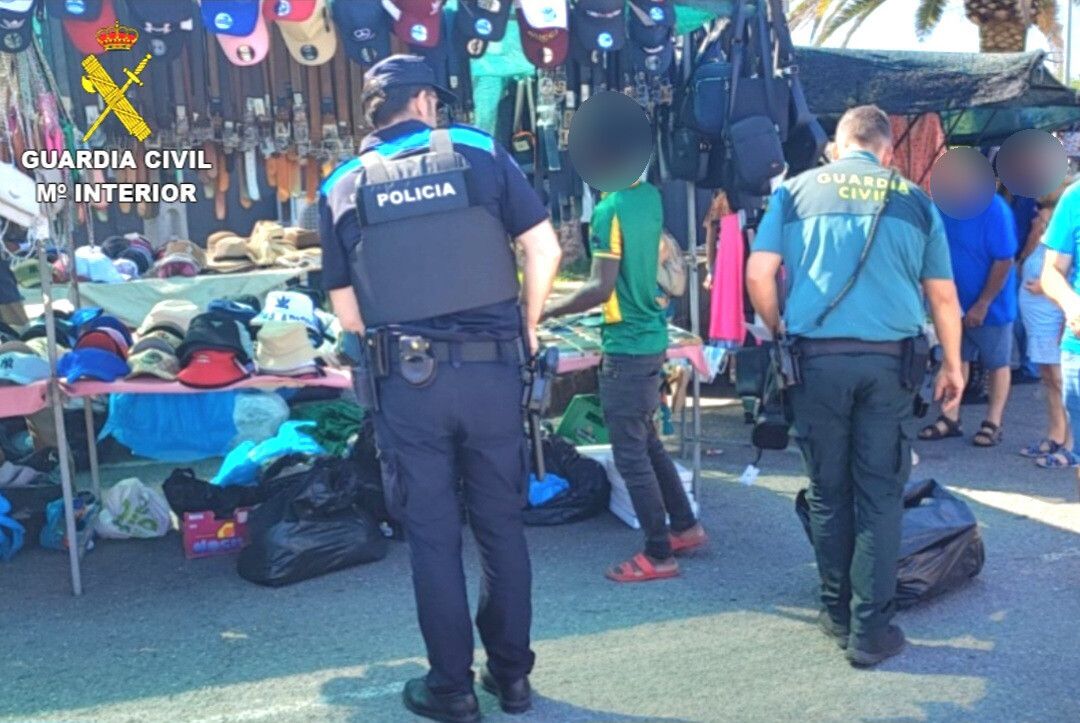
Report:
789,1,1060,57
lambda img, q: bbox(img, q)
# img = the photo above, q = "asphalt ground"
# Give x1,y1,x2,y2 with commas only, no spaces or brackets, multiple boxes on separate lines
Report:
2,384,1078,723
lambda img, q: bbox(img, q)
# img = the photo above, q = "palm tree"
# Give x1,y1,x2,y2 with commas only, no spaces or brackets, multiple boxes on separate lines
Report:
789,0,1068,53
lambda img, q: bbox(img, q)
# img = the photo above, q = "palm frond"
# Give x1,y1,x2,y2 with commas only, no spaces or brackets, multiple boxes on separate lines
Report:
1035,1,1064,49
818,0,888,45
786,0,825,29
842,0,890,47
914,0,948,40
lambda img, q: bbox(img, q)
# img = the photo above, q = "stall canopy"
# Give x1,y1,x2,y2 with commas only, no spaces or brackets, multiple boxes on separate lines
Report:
797,48,1080,145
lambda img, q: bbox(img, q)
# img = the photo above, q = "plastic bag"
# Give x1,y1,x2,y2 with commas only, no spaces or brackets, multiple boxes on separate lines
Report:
40,492,98,553
232,391,289,446
213,421,325,487
94,478,171,540
523,436,610,526
0,492,26,561
795,478,984,609
237,458,388,586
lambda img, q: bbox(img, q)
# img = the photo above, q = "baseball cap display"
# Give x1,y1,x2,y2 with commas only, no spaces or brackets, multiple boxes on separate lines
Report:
629,36,673,77
572,0,625,53
262,0,314,22
177,311,255,365
126,338,181,381
332,0,390,65
129,1,197,62
455,0,510,43
52,0,116,56
255,321,318,375
0,341,50,385
517,0,568,69
74,245,125,284
75,328,130,358
177,349,251,388
0,0,36,54
137,299,200,336
627,0,674,46
81,314,134,346
275,0,336,66
201,0,269,65
382,0,444,49
58,347,130,382
208,298,260,328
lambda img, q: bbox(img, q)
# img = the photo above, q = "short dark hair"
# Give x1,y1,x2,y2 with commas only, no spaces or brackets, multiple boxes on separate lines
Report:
364,84,429,128
836,104,892,151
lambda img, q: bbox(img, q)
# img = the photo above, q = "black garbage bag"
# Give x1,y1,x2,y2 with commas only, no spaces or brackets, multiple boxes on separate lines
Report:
523,435,610,526
237,457,388,586
795,478,985,609
345,418,397,533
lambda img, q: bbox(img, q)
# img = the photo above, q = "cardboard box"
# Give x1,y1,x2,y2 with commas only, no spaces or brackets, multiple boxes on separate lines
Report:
182,508,251,560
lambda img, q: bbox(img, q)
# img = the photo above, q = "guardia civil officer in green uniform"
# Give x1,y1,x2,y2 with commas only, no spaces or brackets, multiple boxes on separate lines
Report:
747,105,965,666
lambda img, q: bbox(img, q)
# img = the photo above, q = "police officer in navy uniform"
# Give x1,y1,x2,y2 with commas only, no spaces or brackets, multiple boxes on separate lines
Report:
320,56,561,722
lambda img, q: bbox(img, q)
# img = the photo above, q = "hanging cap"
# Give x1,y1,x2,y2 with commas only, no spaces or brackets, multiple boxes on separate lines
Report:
381,0,444,49
199,0,260,36
455,0,510,43
60,0,116,56
627,0,675,47
516,0,568,70
274,0,335,66
333,0,391,65
129,0,197,62
572,0,625,53
0,0,36,54
261,0,314,22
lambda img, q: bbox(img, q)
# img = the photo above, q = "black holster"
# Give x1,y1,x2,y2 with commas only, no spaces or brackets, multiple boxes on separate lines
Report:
901,335,930,391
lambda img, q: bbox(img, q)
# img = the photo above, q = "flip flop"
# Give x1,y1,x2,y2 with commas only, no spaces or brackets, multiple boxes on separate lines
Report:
1021,439,1061,458
605,553,679,583
1036,449,1080,469
919,415,963,441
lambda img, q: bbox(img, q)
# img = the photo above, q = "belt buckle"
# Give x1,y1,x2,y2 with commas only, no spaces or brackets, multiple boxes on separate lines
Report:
398,335,436,387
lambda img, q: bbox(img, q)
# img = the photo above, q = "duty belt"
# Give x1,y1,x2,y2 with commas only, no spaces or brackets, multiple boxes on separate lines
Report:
795,338,904,358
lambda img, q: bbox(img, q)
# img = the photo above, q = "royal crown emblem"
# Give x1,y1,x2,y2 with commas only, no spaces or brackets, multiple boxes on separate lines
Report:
96,20,139,52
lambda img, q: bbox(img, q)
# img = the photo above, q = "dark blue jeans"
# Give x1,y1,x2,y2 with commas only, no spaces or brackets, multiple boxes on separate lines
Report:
599,353,697,560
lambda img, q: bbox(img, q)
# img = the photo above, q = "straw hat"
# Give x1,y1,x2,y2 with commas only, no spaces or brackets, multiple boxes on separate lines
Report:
246,220,290,266
207,233,256,273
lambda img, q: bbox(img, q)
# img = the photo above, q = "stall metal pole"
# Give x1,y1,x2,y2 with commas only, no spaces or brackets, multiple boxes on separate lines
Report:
686,181,702,500
38,241,82,596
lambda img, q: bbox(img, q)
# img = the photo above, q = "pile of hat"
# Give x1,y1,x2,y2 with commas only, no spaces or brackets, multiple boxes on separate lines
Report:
11,248,75,290
150,240,207,279
57,308,134,383
251,291,326,377
206,221,320,273
0,340,50,387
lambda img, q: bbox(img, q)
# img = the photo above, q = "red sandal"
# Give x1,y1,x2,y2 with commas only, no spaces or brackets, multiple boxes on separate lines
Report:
670,524,708,555
605,553,679,583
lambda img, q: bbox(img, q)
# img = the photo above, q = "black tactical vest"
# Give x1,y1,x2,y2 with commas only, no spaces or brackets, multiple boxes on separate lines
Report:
351,129,520,327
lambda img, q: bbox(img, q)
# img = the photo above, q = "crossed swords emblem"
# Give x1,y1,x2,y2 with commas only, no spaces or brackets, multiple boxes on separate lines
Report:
80,52,153,143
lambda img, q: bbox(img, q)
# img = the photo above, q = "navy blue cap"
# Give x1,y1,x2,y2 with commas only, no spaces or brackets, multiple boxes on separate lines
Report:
332,0,391,66
363,54,457,105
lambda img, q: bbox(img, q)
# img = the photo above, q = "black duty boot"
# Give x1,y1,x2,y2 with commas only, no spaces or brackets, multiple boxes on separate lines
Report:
845,624,906,668
480,667,532,714
402,677,480,723
817,609,850,650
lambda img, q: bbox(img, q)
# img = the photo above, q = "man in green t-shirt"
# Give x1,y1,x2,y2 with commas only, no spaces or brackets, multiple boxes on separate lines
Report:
544,181,706,583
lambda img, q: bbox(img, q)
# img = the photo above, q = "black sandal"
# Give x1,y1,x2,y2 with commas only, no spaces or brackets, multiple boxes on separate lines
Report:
973,420,1003,447
918,415,963,441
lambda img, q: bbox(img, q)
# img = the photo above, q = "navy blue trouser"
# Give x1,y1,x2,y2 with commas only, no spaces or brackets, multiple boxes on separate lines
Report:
371,357,535,696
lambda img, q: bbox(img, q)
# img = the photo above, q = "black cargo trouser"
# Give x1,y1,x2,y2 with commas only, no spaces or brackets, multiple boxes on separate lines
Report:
599,352,697,560
789,353,914,639
366,355,535,697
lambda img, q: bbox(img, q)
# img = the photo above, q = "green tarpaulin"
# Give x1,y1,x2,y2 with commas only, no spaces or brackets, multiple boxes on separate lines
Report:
796,48,1080,145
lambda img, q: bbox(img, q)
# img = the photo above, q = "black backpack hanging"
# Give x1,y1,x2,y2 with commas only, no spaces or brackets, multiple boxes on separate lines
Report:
767,0,827,174
722,0,785,196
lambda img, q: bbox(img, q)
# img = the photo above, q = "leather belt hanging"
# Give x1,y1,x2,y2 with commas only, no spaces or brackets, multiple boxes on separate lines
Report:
332,47,353,161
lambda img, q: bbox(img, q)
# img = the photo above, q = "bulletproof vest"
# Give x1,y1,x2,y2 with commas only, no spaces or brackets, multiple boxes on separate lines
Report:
351,129,520,326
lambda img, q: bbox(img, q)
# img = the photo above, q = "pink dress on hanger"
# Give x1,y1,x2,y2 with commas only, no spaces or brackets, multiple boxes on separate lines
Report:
709,213,745,344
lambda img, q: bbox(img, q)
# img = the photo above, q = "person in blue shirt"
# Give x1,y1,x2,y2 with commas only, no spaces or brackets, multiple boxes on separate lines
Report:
920,193,1018,447
1039,178,1080,491
748,105,964,668
321,56,561,723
